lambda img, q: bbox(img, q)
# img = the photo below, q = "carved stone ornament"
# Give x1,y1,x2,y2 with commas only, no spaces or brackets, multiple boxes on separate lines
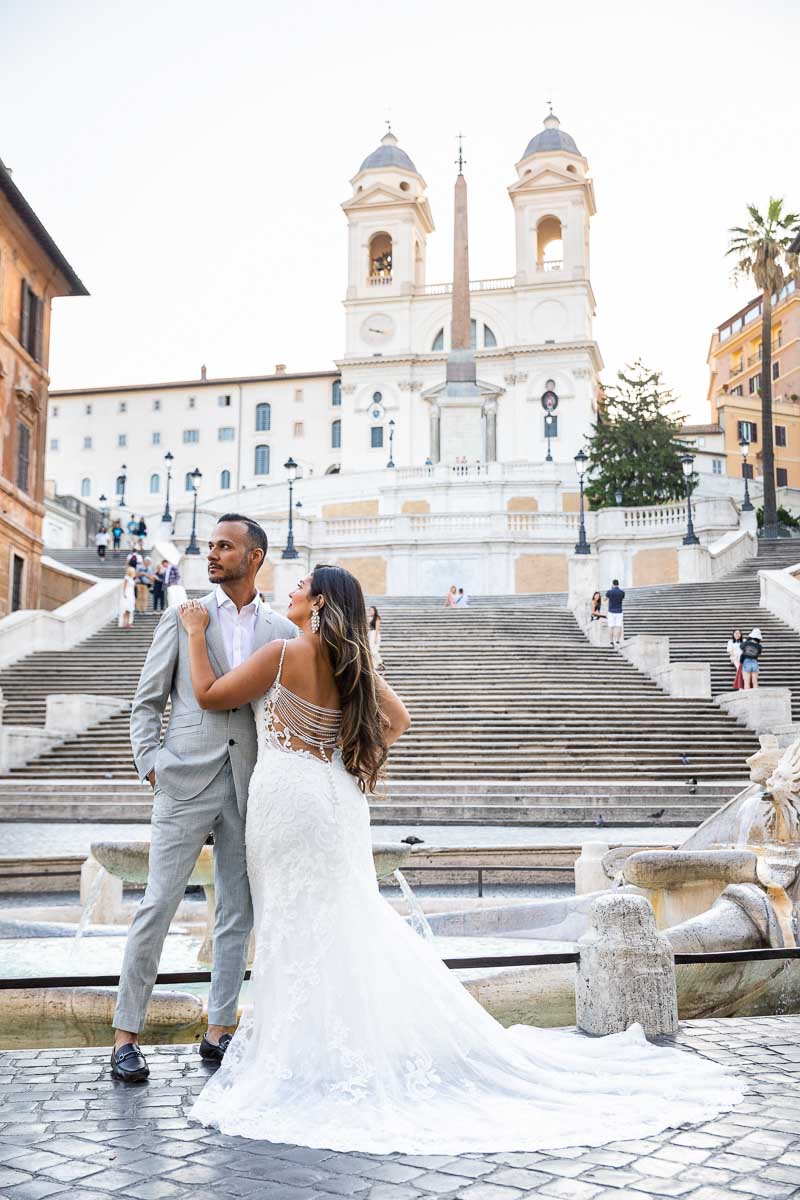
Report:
342,384,357,395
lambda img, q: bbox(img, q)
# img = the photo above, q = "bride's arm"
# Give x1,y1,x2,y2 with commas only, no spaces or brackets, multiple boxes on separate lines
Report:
376,675,411,747
178,604,283,710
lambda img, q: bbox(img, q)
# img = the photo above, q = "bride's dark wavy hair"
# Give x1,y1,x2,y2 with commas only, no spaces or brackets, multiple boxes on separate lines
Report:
309,564,387,792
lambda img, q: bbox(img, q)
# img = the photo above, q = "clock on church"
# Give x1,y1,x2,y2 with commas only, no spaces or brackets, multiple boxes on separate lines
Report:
361,314,395,346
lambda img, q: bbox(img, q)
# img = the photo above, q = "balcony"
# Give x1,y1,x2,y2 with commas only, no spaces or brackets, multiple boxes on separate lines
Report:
368,275,392,286
536,260,563,273
416,277,515,297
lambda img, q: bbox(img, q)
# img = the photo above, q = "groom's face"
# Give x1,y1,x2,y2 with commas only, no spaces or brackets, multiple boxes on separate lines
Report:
207,522,252,583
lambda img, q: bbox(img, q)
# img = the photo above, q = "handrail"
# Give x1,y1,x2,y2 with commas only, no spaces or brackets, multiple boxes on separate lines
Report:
3,947,800,989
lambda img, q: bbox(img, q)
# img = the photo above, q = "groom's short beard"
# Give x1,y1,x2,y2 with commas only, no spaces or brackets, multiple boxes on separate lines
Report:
209,552,250,582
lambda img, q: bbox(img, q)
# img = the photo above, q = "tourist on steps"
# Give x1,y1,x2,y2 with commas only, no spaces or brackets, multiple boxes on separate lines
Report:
605,578,625,645
590,591,603,621
444,584,457,607
727,628,743,689
119,566,136,629
368,605,383,671
456,587,469,607
740,627,763,690
95,525,109,559
151,560,168,612
111,521,123,553
135,558,153,613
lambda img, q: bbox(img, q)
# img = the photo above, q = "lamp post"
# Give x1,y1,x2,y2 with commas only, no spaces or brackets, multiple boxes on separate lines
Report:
739,438,754,511
162,451,174,523
387,419,396,469
282,457,299,560
544,413,554,463
680,453,700,545
614,488,623,506
98,493,108,523
574,448,591,555
185,467,203,554
117,464,127,509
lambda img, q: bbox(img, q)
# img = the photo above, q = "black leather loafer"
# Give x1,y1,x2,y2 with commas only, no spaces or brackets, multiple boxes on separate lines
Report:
199,1033,232,1062
110,1042,149,1083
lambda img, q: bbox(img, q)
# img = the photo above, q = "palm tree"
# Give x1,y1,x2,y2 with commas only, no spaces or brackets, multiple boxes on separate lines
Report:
727,199,800,539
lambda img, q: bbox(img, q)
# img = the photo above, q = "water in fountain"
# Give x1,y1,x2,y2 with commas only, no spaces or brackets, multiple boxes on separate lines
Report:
393,869,435,942
75,867,110,942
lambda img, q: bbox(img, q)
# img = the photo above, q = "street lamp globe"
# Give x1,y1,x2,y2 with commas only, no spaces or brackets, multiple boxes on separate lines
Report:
284,457,298,482
680,453,694,478
574,448,589,475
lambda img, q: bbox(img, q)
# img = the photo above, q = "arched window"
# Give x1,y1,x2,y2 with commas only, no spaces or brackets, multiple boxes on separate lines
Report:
80,477,91,497
220,469,231,489
325,463,341,475
184,472,194,491
254,444,270,475
431,328,444,351
331,380,341,407
536,216,563,271
368,232,392,280
115,474,125,494
149,474,160,494
483,324,497,348
331,419,342,449
255,402,271,432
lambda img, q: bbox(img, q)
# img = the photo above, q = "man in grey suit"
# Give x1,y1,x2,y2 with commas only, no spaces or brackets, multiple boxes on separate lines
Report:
111,514,296,1082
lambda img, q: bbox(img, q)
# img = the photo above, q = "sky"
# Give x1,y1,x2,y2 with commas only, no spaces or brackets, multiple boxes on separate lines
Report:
5,0,800,421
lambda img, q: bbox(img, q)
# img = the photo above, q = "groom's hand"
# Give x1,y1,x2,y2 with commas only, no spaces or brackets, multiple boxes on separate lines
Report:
147,769,156,788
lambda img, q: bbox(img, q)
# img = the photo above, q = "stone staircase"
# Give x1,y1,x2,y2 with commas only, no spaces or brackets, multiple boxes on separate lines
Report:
624,540,800,718
45,546,138,581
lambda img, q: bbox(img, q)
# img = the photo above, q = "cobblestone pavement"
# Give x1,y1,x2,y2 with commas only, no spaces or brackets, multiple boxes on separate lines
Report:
1,1016,800,1200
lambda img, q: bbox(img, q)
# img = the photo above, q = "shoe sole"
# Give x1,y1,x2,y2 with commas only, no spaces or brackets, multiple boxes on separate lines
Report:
198,1045,224,1062
110,1065,149,1082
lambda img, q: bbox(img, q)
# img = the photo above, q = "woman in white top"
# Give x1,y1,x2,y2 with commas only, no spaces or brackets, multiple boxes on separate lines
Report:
368,605,383,670
726,627,743,687
118,566,136,629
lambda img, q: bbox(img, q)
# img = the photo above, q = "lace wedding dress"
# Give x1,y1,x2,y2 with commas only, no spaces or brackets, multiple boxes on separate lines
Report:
190,647,742,1153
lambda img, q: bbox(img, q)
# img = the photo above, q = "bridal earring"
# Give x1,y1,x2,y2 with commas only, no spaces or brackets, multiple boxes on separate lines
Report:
311,607,320,635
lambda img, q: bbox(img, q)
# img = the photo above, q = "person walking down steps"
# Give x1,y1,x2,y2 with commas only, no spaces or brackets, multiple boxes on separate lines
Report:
727,627,743,690
605,578,625,646
740,627,763,690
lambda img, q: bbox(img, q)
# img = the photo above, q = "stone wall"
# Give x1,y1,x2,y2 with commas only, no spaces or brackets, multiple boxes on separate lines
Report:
322,499,379,518
632,547,679,587
335,556,387,595
401,499,430,514
514,553,568,593
39,561,93,611
506,496,539,512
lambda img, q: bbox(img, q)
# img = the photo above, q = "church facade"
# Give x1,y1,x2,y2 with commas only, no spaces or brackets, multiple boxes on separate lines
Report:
46,114,602,516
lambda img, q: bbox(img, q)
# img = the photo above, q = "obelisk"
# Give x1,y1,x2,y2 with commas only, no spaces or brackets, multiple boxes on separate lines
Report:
446,152,476,386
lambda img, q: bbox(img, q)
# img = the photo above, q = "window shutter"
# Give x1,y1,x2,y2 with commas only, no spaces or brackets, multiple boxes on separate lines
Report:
20,280,31,351
33,294,43,363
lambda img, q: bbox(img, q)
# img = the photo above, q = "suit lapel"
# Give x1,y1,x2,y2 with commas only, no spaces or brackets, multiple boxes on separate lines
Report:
203,594,231,675
252,606,273,653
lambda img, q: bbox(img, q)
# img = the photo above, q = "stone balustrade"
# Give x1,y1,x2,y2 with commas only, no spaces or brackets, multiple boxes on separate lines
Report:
759,557,800,634
0,576,122,671
0,690,130,771
715,686,793,735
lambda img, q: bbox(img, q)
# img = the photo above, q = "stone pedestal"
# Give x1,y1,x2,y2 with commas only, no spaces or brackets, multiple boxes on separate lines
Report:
574,842,610,895
79,854,123,924
270,557,310,614
715,687,793,734
576,893,678,1037
568,555,599,609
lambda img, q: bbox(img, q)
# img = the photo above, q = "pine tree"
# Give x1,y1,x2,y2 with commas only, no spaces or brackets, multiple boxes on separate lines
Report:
584,361,688,509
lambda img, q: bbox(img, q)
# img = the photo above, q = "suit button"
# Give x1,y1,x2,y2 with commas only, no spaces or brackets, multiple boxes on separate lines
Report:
228,738,235,746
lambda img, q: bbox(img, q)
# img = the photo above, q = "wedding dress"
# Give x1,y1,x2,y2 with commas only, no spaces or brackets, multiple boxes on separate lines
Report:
190,645,742,1153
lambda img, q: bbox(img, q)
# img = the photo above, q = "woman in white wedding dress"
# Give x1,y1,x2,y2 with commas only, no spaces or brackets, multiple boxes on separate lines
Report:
177,565,742,1155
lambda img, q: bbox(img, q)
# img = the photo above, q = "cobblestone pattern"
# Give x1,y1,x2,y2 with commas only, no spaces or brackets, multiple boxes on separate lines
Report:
1,1017,799,1200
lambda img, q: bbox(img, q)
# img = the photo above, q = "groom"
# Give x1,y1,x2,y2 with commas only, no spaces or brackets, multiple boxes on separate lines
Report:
111,514,296,1082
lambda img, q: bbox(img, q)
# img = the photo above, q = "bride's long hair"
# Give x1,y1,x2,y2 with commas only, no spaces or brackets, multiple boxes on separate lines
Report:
309,564,387,792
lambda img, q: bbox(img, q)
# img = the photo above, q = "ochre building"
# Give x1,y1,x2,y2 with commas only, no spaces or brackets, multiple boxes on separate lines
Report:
0,158,86,615
706,279,800,490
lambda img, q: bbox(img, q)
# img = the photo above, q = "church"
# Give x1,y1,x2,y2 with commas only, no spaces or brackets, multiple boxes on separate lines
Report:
46,112,602,515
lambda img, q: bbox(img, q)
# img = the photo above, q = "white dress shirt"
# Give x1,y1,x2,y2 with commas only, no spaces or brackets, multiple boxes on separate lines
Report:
215,585,262,668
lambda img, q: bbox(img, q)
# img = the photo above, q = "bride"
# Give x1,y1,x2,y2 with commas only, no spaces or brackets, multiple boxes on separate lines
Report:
177,564,741,1154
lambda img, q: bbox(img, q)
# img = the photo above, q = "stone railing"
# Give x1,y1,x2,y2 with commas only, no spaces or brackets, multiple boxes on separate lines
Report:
416,276,515,296
623,504,686,530
759,557,800,634
0,690,130,771
678,527,758,585
0,576,122,671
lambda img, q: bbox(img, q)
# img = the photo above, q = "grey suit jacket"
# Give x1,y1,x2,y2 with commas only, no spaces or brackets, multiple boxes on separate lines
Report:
130,592,297,812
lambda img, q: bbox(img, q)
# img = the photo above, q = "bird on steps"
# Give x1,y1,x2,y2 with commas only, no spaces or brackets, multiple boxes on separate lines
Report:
687,777,698,795
648,809,666,819
679,752,690,765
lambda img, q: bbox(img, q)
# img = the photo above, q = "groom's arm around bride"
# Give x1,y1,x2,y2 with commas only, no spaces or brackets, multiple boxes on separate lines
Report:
110,514,295,1082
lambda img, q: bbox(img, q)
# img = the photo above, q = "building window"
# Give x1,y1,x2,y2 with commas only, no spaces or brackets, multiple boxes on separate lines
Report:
775,425,787,448
115,474,126,493
15,423,31,492
119,401,127,413
183,429,199,443
743,463,754,480
52,406,59,418
218,394,231,407
152,431,161,445
149,473,160,493
712,459,723,474
293,421,304,437
84,435,93,450
80,477,91,497
294,388,304,403
50,438,59,451
483,323,497,349
220,469,231,489
153,399,161,411
19,280,43,362
254,444,270,475
11,554,25,612
332,380,341,407
748,374,760,394
369,231,393,279
431,328,445,351
255,402,271,431
731,385,743,397
218,427,235,441
331,419,341,449
118,434,127,447
777,467,788,487
188,396,196,408
737,420,758,443
773,361,780,381
371,425,384,449
85,404,92,415
184,472,196,491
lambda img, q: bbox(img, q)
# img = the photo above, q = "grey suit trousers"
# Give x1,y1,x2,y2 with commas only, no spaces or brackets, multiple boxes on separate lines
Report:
112,759,251,1032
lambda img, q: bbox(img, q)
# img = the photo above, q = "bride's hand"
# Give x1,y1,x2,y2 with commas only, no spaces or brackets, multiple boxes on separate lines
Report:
178,600,209,634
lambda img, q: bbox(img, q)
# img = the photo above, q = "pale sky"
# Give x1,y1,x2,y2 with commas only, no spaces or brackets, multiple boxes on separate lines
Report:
6,0,800,421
